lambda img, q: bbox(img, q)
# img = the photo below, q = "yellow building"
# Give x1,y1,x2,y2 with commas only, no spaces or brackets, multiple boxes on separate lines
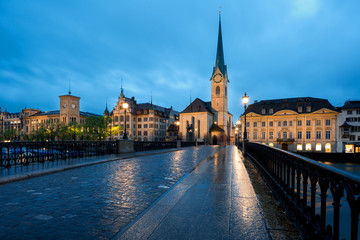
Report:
241,97,339,152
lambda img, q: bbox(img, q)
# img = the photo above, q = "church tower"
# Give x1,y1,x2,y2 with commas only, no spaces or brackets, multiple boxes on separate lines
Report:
211,13,228,130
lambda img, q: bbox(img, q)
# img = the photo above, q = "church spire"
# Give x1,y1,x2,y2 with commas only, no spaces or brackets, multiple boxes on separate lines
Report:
213,12,226,76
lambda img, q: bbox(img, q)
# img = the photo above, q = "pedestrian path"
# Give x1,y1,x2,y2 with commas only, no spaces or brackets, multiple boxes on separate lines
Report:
0,148,180,184
115,146,270,240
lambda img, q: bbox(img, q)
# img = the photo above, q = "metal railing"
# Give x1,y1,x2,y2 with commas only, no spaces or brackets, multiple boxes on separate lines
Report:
243,142,360,240
0,141,117,167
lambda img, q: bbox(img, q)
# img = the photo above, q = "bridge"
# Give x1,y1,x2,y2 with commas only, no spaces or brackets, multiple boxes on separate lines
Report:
0,141,358,239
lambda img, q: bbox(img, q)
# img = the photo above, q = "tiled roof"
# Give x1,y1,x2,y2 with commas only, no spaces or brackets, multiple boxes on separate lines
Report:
244,97,337,115
31,110,60,116
209,123,225,132
181,98,214,114
341,101,360,110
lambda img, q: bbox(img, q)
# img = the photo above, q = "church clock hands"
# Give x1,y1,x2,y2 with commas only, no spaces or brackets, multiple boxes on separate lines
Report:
212,72,223,83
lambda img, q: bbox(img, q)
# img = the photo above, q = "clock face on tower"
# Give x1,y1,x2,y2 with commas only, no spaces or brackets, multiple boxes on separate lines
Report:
212,73,223,83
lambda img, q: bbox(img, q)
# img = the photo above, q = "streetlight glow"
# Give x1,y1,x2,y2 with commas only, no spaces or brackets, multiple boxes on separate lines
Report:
242,93,249,105
122,102,129,109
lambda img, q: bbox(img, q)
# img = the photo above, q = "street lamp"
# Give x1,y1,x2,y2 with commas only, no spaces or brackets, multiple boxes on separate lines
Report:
242,93,249,155
122,102,129,140
236,119,241,147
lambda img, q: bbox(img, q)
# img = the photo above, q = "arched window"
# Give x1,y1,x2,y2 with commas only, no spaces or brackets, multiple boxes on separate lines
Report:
325,143,331,152
225,86,227,96
216,86,220,96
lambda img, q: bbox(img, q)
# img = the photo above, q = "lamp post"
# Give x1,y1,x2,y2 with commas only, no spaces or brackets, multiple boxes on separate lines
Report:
236,119,241,147
242,93,249,155
122,102,129,140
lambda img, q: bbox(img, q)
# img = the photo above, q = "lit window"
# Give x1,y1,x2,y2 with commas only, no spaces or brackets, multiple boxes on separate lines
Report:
306,106,311,112
325,143,331,153
269,143,274,147
306,143,311,151
261,109,266,114
316,143,322,151
269,109,274,114
298,106,302,112
345,144,354,153
297,144,303,151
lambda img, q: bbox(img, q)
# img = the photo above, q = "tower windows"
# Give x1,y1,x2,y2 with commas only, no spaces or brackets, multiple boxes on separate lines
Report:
216,86,220,96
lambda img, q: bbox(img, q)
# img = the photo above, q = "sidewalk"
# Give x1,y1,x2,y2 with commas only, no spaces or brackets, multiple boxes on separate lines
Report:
0,148,180,185
114,146,270,240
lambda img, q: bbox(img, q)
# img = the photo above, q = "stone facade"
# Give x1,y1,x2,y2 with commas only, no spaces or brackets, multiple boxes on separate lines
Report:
107,90,178,141
241,97,339,152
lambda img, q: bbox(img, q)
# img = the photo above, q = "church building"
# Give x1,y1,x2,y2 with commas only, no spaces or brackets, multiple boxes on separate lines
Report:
179,14,233,145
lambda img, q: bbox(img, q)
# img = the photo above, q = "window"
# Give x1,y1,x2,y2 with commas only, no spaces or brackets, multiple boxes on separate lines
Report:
144,124,148,128
138,131,141,136
289,132,293,139
306,106,311,112
126,116,130,121
297,131,302,139
297,144,303,151
149,124,153,128
269,108,274,114
347,110,352,115
297,120,302,126
289,121,292,127
278,132,281,139
269,143,274,147
262,122,265,127
325,119,330,126
283,132,287,139
216,86,220,95
143,131,148,136
345,144,354,153
138,124,141,128
316,131,321,139
261,109,266,114
144,118,148,122
325,143,331,153
278,121,281,127
326,131,330,139
357,110,360,114
316,120,321,126
306,143,311,151
269,121,273,127
149,117,154,121
253,122,257,127
253,132,257,139
246,122,250,128
306,131,311,139
261,132,265,139
197,120,200,138
316,143,322,151
269,132,273,139
306,120,311,126
283,121,287,126
120,116,124,122
298,106,302,113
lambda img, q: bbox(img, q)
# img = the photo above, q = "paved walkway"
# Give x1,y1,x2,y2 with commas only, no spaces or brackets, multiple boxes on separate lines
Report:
0,146,223,239
115,146,270,240
0,148,181,184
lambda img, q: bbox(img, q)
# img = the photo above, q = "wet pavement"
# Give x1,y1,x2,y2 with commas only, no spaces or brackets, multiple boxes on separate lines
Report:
0,146,221,239
116,146,270,240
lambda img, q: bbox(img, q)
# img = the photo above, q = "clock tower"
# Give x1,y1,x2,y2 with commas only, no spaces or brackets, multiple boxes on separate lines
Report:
211,13,228,129
59,93,80,124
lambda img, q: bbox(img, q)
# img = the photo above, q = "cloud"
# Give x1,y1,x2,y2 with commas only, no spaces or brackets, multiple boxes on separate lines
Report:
291,0,321,18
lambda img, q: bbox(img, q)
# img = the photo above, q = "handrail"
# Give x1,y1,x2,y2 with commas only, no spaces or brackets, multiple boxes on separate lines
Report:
243,142,360,240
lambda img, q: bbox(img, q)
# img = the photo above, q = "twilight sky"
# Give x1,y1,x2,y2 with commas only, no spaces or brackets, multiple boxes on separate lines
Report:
1,0,360,121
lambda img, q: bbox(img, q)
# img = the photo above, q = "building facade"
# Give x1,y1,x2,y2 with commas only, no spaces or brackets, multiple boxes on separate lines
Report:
337,101,360,153
0,93,99,139
241,97,339,152
107,89,179,141
179,14,233,145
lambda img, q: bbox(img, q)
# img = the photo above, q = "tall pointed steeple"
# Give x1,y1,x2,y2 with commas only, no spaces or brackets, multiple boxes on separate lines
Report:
213,12,226,76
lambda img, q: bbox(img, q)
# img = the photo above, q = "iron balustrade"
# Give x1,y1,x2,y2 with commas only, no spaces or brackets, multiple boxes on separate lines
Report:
243,142,360,240
0,141,117,167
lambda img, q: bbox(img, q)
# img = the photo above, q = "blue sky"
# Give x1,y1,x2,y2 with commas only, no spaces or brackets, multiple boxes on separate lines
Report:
1,0,360,121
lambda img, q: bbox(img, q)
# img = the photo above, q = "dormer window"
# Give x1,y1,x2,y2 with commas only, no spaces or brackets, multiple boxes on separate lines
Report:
306,106,311,112
261,109,266,114
298,106,303,113
269,108,274,114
